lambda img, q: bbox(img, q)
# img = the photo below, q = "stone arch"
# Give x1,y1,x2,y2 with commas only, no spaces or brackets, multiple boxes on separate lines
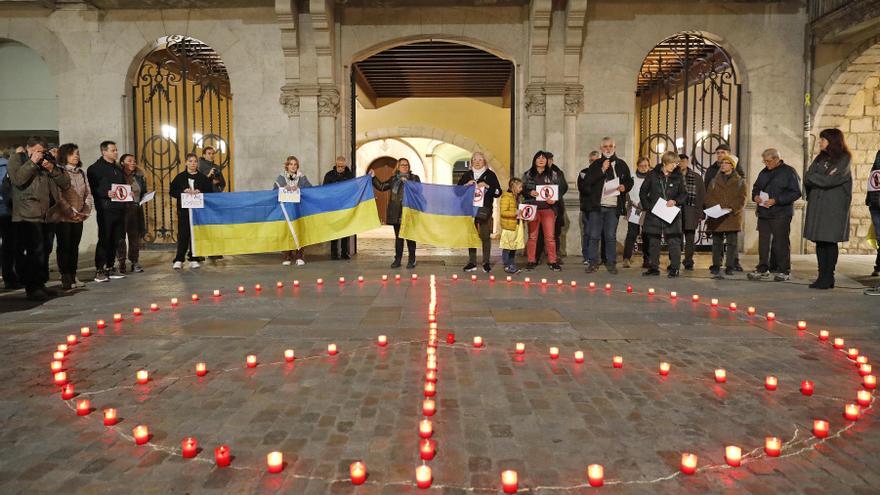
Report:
0,26,74,79
350,34,517,65
812,35,880,138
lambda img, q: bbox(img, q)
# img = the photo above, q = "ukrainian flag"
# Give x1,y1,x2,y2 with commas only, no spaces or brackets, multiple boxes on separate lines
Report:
191,176,380,256
400,181,481,248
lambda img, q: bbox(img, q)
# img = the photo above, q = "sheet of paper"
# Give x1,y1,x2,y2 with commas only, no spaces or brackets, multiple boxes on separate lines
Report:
278,188,301,203
518,204,537,221
627,207,641,224
651,197,681,224
138,190,156,206
181,192,204,209
603,177,620,197
629,177,644,205
110,183,133,202
473,185,486,207
536,184,558,202
703,204,731,219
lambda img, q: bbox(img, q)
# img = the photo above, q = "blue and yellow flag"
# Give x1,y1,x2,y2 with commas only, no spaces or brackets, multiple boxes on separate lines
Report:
191,176,380,256
400,181,481,248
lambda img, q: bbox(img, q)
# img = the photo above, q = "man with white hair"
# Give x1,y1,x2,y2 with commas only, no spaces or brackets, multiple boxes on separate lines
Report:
583,137,633,274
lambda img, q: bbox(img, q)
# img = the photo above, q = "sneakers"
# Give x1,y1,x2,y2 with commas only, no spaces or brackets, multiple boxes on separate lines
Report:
94,270,110,282
584,263,599,274
504,266,521,274
724,267,735,276
189,261,201,269
773,272,791,282
606,264,618,275
172,261,183,270
683,263,694,271
482,263,491,273
463,263,478,272
582,259,590,265
74,277,86,288
747,270,770,281
131,263,144,273
295,259,305,266
525,262,536,271
107,267,125,279
341,254,351,260
642,268,660,276
26,288,49,301
406,259,417,269
712,271,724,280
549,263,562,272
390,259,402,268
282,260,292,266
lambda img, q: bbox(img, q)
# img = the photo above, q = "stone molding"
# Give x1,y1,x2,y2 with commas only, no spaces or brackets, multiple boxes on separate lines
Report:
524,84,546,116
525,83,584,116
279,83,320,117
318,85,340,117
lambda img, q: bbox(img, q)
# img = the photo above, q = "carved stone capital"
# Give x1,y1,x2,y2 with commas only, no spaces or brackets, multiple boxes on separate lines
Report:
279,84,301,117
564,85,584,116
318,85,340,117
524,84,546,117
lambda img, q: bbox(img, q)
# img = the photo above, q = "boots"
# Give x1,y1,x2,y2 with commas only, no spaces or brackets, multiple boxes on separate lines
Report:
60,273,73,291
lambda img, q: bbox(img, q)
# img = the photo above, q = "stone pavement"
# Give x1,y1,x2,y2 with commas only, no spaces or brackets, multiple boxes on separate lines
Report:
0,250,879,494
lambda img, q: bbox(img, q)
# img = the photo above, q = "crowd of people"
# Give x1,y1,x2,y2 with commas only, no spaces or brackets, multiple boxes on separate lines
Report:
0,128,878,301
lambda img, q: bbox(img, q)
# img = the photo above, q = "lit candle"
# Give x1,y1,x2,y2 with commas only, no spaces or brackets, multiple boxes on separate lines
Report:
61,384,75,400
382,274,388,281
213,289,221,297
54,351,65,361
419,419,433,438
423,399,436,416
196,362,207,376
605,283,612,291
555,279,563,286
97,319,106,329
549,347,559,359
57,343,68,354
570,280,577,287
277,281,284,288
103,408,117,426
856,355,868,366
626,284,633,293
692,294,700,302
766,312,775,321
819,330,829,341
472,274,478,282
711,298,719,307
524,277,531,283
574,351,585,363
501,470,518,494
328,344,338,356
419,439,435,460
246,354,257,368
255,283,262,291
613,356,623,368
729,302,737,311
589,282,596,289
659,362,670,376
426,357,437,371
859,364,872,376
182,437,198,458
171,297,179,306
764,436,781,456
215,445,231,467
725,445,742,467
715,369,727,383
412,274,418,280
864,375,877,389
191,293,199,301
267,451,283,473
844,403,860,421
680,453,698,474
515,342,525,355
648,288,655,296
67,334,77,345
539,278,546,285
797,320,807,331
800,380,814,396
426,347,436,357
426,370,437,383
81,326,91,337
473,336,483,348
424,382,436,397
378,335,388,347
452,274,458,280
446,333,456,344
847,348,859,359
238,286,245,293
587,464,604,487
133,425,149,445
292,280,299,287
50,360,63,372
113,313,123,322
339,277,345,284
765,376,778,391
857,390,871,406
813,419,829,438
833,338,845,349
358,276,364,283
150,303,159,312
747,306,756,316
415,465,432,488
136,369,149,384
350,461,367,485
76,399,90,416
670,291,678,299
506,275,512,282
53,371,67,386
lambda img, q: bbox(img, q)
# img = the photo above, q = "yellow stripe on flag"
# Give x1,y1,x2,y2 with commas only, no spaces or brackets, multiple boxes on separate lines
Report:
192,220,294,256
400,207,481,248
292,199,381,247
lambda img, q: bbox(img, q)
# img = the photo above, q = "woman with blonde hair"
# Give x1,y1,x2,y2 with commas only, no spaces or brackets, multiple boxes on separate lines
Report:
371,157,421,268
274,155,311,266
458,151,501,272
639,151,687,277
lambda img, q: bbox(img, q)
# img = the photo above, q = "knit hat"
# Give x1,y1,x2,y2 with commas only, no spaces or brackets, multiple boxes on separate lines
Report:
720,154,738,169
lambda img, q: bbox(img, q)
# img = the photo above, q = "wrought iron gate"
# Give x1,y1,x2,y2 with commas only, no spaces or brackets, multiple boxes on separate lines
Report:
636,32,741,245
131,35,233,244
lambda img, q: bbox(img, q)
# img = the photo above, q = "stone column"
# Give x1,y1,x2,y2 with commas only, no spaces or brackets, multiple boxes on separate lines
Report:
524,84,546,164
318,85,340,177
280,84,321,176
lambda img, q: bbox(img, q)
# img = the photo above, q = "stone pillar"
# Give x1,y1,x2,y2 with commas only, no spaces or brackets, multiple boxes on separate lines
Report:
318,85,340,177
280,84,321,178
524,84,546,164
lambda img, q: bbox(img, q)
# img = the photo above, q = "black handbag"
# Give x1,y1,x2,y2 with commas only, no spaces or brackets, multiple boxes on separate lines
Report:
475,206,491,222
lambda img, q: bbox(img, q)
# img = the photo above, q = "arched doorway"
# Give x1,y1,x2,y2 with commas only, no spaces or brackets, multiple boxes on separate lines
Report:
130,35,233,244
367,156,398,224
0,39,58,149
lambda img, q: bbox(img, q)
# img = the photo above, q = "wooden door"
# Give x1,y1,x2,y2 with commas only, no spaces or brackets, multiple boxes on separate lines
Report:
368,156,397,224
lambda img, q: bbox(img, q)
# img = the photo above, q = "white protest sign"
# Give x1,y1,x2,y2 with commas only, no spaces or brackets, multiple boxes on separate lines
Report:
703,204,731,219
518,203,537,221
629,177,644,205
473,186,486,207
278,188,301,203
869,170,880,192
536,184,558,202
603,177,621,197
139,191,156,206
110,183,133,202
181,192,204,209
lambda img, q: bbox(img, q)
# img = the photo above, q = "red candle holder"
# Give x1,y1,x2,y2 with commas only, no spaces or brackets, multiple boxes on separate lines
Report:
57,344,68,354
327,343,338,356
446,333,456,344
506,275,512,282
540,278,548,285
426,370,437,383
237,286,245,293
765,376,778,391
833,338,845,349
215,445,231,467
847,348,859,360
423,399,436,416
556,279,563,286
171,298,179,306
692,294,700,302
133,307,142,316
797,320,807,331
358,276,364,283
766,312,775,321
54,351,65,361
254,284,262,291
471,274,478,282
377,335,388,347
859,364,872,376
626,284,633,293
113,313,123,322
844,403,860,421
710,298,719,307
588,282,596,289
182,437,198,458
800,380,814,396
76,399,91,416
213,289,221,297
670,291,678,299
191,294,199,302
764,436,781,456
680,453,698,474
276,281,284,288
714,369,727,383
857,390,871,406
61,384,75,400
424,382,436,397
501,470,518,494
411,274,418,280
452,274,458,280
473,336,483,348
419,439,435,460
293,280,300,288
50,360,63,373
418,419,433,438
66,334,77,345
604,283,612,291
97,319,106,329
747,306,756,316
612,356,623,368
725,445,742,467
246,354,257,368
103,408,117,426
136,369,149,384
53,371,68,386
549,347,559,359
574,351,585,363
150,303,159,312
382,274,388,282
587,464,604,487
133,425,150,445
659,362,670,376
267,451,283,473
818,330,829,341
570,280,577,287
350,461,367,485
284,349,295,362
195,362,208,376
524,277,531,284
812,419,829,438
415,465,432,488
647,288,655,296
864,375,877,389
729,302,737,311
80,326,91,337
338,277,345,284
515,342,525,355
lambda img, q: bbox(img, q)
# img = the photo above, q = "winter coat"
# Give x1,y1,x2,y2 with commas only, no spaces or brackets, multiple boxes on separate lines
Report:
704,170,746,233
804,153,853,243
457,168,501,212
639,165,687,236
681,169,706,231
198,158,226,192
7,151,70,223
87,157,126,211
751,161,802,219
323,167,354,185
704,159,747,187
122,170,148,237
169,170,214,211
522,165,567,213
273,173,312,190
373,172,420,225
47,165,93,223
866,151,880,209
499,191,520,231
581,156,634,215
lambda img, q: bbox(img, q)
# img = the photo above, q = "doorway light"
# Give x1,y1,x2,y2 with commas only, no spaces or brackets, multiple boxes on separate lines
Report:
161,124,177,141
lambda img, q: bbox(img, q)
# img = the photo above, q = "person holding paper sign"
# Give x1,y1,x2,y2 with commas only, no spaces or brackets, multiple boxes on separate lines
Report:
704,154,746,279
115,154,147,274
274,155,311,266
522,151,567,271
170,153,213,270
459,151,501,273
677,154,706,271
622,157,651,269
48,143,92,290
639,151,687,277
87,141,125,283
583,138,633,275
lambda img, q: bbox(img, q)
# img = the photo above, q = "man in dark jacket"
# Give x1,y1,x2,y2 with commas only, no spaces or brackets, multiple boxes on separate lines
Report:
747,148,802,282
678,154,706,271
577,150,601,264
198,146,226,192
87,141,126,282
8,137,71,300
323,156,355,259
583,138,633,274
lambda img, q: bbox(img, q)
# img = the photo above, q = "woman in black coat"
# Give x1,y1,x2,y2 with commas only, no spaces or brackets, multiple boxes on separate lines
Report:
639,151,688,277
803,128,853,289
371,158,421,269
170,153,213,270
458,151,501,273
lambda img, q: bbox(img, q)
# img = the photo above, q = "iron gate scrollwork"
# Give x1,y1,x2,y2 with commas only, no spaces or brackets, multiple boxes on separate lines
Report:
132,35,233,244
637,32,741,246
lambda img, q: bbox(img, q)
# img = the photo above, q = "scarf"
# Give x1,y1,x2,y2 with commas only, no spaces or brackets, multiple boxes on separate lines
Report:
684,170,698,206
392,172,413,195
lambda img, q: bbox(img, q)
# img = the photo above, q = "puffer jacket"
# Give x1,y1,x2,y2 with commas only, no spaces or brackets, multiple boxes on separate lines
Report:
499,191,519,231
639,165,687,236
373,172,420,225
704,170,746,233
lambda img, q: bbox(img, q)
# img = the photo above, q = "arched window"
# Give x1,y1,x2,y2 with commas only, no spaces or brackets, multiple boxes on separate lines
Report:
131,35,233,244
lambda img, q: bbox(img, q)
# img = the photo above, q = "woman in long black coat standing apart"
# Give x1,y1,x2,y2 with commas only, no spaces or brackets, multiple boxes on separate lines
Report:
803,128,853,289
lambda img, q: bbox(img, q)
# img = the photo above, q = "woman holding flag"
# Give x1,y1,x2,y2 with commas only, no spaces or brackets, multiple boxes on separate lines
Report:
274,155,311,266
371,158,420,269
458,151,501,273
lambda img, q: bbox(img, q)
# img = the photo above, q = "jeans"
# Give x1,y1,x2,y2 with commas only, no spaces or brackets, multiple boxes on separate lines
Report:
502,249,516,268
756,216,792,274
580,212,590,261
871,206,880,272
56,222,84,276
96,207,125,270
14,221,49,292
683,229,696,268
468,218,492,265
0,216,18,285
647,233,682,271
330,237,349,257
116,205,142,264
711,231,739,270
392,223,416,262
527,208,557,263
588,207,619,266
